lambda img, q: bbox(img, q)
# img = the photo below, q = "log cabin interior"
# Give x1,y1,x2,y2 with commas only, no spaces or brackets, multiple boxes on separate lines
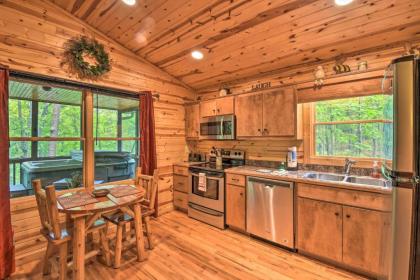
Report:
1,0,420,279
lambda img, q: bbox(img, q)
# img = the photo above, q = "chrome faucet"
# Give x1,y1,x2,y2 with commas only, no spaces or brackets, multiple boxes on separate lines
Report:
343,158,356,176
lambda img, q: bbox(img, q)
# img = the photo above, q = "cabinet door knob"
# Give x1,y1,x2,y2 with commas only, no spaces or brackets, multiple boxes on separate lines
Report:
334,212,339,217
240,192,243,196
346,214,351,218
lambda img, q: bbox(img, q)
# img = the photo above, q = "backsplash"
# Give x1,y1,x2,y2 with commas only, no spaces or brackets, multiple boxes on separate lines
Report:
245,160,373,177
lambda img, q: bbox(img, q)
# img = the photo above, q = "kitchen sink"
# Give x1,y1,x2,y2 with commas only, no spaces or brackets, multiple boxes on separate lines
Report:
302,172,346,182
344,176,391,187
302,172,391,187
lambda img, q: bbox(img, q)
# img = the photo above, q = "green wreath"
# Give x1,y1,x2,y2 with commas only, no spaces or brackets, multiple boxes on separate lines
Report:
64,36,111,80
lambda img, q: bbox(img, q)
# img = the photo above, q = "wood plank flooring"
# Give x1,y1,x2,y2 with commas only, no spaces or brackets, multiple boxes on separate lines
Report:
11,211,366,280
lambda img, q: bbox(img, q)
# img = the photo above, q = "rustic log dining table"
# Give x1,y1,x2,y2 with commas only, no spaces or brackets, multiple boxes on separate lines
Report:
57,184,147,280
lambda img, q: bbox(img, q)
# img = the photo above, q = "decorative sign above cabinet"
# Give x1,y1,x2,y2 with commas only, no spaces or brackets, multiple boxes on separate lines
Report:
251,82,271,91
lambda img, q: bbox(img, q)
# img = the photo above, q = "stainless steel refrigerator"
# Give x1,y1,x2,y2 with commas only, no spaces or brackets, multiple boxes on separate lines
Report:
386,55,419,280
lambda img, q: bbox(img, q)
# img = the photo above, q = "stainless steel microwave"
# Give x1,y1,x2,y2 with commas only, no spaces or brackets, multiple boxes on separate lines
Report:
199,114,235,140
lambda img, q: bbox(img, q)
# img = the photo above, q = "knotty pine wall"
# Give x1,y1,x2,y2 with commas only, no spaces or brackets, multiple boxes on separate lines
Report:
191,42,420,164
0,0,195,267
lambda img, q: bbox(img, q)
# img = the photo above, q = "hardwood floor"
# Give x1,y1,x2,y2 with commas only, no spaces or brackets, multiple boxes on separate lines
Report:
11,211,366,280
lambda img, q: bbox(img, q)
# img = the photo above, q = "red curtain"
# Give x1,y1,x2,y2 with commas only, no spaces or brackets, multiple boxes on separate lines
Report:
139,91,158,215
139,91,157,175
0,68,15,279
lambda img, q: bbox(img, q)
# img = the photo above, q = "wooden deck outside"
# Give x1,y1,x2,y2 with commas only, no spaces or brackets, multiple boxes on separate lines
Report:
11,211,366,280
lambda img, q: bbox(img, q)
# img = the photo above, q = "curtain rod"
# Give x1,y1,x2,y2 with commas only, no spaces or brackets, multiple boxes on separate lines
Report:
9,70,160,99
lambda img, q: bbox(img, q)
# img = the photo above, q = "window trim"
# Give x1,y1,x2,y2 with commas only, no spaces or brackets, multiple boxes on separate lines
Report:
303,102,392,168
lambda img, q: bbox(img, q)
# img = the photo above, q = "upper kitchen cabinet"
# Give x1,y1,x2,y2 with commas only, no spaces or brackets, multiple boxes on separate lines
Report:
199,96,234,117
262,88,295,136
235,88,297,137
235,92,263,137
185,103,199,139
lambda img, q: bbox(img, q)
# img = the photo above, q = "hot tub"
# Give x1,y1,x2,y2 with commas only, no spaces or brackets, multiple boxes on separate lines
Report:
21,151,136,192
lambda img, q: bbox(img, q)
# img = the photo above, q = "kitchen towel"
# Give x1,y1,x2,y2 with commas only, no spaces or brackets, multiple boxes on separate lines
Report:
198,172,207,192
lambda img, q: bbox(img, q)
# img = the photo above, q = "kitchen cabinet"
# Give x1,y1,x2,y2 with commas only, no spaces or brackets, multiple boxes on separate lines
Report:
235,92,263,137
235,88,296,137
173,174,189,193
342,206,391,276
226,184,246,231
297,183,392,277
199,96,234,117
185,103,199,139
173,165,190,212
262,88,295,136
297,197,343,262
226,173,246,186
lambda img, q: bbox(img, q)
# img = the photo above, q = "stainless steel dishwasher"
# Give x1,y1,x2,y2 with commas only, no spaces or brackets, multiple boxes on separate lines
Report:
246,177,294,249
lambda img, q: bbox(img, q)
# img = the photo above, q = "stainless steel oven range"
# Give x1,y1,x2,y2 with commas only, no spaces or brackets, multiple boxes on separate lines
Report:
188,149,245,229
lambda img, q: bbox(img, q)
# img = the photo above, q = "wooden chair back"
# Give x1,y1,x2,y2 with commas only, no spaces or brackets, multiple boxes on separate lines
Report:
136,167,159,211
33,180,62,240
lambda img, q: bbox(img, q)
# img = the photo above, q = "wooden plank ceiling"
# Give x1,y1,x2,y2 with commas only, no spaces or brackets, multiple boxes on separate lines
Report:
49,0,420,90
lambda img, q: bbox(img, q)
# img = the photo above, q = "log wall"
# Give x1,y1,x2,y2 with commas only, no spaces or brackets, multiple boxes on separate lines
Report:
0,0,195,267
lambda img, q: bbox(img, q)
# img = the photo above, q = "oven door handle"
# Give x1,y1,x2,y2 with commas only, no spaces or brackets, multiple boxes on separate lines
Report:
188,203,224,217
191,172,223,180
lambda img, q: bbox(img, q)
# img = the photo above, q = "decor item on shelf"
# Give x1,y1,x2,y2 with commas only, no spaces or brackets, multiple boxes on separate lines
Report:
63,36,111,80
219,86,230,96
333,63,351,74
251,81,271,91
358,61,368,71
404,42,420,56
314,66,325,88
333,55,351,74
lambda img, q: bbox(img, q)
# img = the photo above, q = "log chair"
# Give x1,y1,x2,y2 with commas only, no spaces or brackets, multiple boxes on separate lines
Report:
32,180,111,279
103,168,158,268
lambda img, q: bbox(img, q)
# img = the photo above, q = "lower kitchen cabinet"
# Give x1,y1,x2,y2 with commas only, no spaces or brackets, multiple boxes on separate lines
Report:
297,197,343,262
342,206,391,276
173,191,188,210
226,184,246,231
297,194,392,277
173,165,190,212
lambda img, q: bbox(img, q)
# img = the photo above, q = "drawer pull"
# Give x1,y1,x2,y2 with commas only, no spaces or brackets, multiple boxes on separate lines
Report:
346,214,351,218
231,178,239,181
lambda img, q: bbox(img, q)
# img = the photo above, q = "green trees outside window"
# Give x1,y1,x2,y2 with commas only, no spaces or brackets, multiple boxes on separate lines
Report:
314,95,393,160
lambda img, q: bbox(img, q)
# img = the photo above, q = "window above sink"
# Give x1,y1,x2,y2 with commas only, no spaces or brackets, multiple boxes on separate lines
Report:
303,94,393,168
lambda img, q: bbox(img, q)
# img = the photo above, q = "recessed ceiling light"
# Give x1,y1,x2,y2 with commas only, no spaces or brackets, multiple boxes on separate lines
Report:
122,0,136,6
334,0,353,6
191,50,204,60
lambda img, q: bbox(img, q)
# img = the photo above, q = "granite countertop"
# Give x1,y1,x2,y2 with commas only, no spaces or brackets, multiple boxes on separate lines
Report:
225,165,392,195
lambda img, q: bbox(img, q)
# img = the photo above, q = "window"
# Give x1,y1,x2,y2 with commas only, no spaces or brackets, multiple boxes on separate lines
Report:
93,93,139,184
310,94,393,162
8,77,140,198
9,80,84,198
